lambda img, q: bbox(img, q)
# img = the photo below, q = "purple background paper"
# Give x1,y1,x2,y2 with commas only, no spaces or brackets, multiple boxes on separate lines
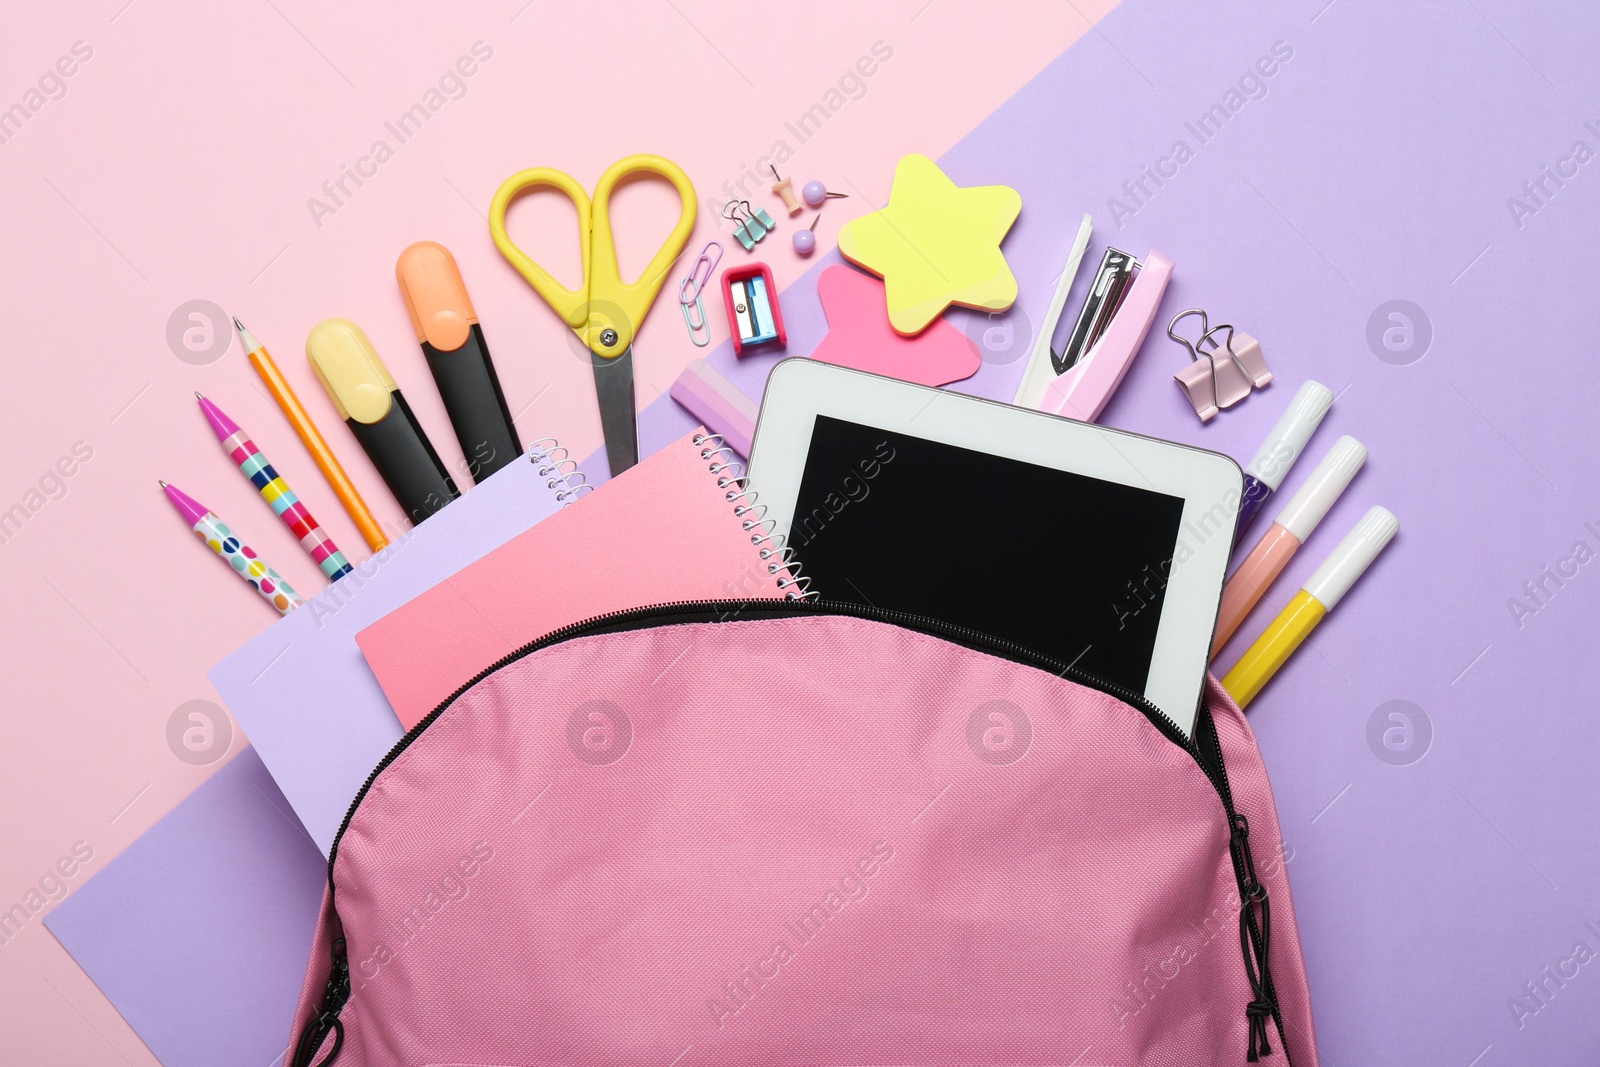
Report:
44,747,325,1067
601,0,1600,1062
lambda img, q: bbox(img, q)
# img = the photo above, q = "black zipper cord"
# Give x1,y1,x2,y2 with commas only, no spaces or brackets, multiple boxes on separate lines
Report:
290,937,349,1067
306,597,1286,1061
1232,814,1274,1061
1195,703,1288,1063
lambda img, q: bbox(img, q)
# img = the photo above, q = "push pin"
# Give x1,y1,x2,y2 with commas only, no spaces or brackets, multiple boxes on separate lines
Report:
723,199,777,251
1168,309,1272,422
802,181,848,209
769,165,803,216
792,215,820,256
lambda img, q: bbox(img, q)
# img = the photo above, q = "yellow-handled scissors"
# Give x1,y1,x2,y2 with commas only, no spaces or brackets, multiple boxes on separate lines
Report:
490,154,696,477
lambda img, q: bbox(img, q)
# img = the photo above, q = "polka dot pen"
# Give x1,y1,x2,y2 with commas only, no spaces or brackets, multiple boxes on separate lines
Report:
196,393,353,581
160,481,304,615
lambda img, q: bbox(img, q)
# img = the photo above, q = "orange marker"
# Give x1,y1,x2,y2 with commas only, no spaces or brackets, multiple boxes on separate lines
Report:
235,318,389,552
1212,436,1366,658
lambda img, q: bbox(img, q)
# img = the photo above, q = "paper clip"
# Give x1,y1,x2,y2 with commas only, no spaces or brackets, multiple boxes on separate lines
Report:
681,299,711,347
678,240,723,347
679,241,723,305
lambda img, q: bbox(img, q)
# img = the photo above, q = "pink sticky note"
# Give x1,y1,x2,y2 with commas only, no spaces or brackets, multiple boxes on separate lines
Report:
810,265,982,387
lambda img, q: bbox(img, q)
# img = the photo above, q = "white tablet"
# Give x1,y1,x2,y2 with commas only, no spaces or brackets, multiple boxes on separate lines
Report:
747,359,1243,736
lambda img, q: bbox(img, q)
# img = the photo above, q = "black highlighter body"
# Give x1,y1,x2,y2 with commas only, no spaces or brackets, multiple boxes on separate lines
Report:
349,390,460,524
422,323,522,481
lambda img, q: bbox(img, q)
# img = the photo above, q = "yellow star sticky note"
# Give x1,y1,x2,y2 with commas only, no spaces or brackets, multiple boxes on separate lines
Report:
837,154,1022,336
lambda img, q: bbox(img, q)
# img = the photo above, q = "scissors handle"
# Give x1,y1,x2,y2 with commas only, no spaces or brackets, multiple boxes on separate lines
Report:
489,167,594,334
490,154,697,358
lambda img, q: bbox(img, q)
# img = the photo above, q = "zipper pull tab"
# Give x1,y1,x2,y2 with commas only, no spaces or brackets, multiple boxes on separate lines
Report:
291,937,351,1067
1229,814,1276,1060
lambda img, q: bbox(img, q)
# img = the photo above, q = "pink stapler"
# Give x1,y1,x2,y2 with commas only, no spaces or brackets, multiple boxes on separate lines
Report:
1034,245,1174,423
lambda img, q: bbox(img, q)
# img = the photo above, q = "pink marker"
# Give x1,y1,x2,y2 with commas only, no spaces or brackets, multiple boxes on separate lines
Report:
1211,435,1366,659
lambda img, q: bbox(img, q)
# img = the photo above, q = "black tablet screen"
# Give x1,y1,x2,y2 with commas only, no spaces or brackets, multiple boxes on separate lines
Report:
787,415,1187,694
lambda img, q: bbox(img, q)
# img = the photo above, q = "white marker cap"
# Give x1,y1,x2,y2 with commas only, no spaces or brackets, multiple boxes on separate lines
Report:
1303,506,1398,612
1244,380,1335,489
1274,436,1368,542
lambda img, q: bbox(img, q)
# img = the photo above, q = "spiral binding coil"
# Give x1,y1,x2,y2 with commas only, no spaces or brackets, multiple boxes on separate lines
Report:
527,439,593,504
694,433,815,601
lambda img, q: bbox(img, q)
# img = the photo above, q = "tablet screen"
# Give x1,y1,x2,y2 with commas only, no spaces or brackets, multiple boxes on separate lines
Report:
789,415,1187,696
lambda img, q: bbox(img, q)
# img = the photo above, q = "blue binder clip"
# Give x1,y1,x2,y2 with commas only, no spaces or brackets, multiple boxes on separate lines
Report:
723,200,776,251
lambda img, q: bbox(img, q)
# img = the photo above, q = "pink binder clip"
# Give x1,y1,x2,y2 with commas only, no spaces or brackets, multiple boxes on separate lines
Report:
1169,310,1272,422
1216,324,1271,388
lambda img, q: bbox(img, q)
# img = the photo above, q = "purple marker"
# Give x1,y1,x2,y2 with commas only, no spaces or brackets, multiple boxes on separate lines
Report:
1234,380,1334,545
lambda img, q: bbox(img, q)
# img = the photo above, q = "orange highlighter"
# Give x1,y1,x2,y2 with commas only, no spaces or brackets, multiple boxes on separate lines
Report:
1212,436,1367,658
396,242,522,482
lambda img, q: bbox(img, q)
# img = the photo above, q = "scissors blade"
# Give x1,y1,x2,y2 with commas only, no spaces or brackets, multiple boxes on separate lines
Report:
591,346,638,477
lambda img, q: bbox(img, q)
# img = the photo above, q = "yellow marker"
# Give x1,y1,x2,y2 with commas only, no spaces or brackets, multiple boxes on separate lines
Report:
1222,506,1398,708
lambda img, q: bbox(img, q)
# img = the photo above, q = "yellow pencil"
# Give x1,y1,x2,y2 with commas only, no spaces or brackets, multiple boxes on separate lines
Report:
235,318,389,552
1222,507,1397,708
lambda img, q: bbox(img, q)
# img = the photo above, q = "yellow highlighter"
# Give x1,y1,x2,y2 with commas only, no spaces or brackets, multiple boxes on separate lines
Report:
307,318,460,526
1222,506,1398,708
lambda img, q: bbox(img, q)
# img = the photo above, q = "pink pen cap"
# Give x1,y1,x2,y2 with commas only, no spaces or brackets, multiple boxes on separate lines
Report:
1211,435,1366,658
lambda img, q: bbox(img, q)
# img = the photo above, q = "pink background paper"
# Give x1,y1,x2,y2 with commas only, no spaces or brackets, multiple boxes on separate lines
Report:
358,430,792,729
0,3,1114,1061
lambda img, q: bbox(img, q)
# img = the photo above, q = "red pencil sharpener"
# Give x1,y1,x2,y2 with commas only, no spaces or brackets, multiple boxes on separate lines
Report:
721,262,786,356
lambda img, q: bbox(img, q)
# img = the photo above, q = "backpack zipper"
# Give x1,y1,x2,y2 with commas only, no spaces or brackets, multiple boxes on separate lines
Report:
300,597,1285,1064
289,937,348,1067
1194,702,1288,1061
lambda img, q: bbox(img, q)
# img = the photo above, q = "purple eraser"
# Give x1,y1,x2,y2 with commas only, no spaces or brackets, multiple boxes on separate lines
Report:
669,358,760,458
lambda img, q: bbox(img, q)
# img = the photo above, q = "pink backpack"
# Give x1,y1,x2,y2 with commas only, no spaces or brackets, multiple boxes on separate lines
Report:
288,601,1318,1066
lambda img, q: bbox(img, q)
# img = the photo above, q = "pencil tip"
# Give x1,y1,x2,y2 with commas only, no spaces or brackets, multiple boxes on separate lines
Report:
233,317,261,355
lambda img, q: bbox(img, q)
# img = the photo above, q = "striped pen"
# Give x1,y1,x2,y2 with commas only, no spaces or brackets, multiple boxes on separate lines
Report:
161,481,304,615
196,393,354,581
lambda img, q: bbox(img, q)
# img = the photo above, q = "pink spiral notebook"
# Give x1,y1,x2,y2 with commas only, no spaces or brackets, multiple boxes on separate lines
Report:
357,430,797,729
